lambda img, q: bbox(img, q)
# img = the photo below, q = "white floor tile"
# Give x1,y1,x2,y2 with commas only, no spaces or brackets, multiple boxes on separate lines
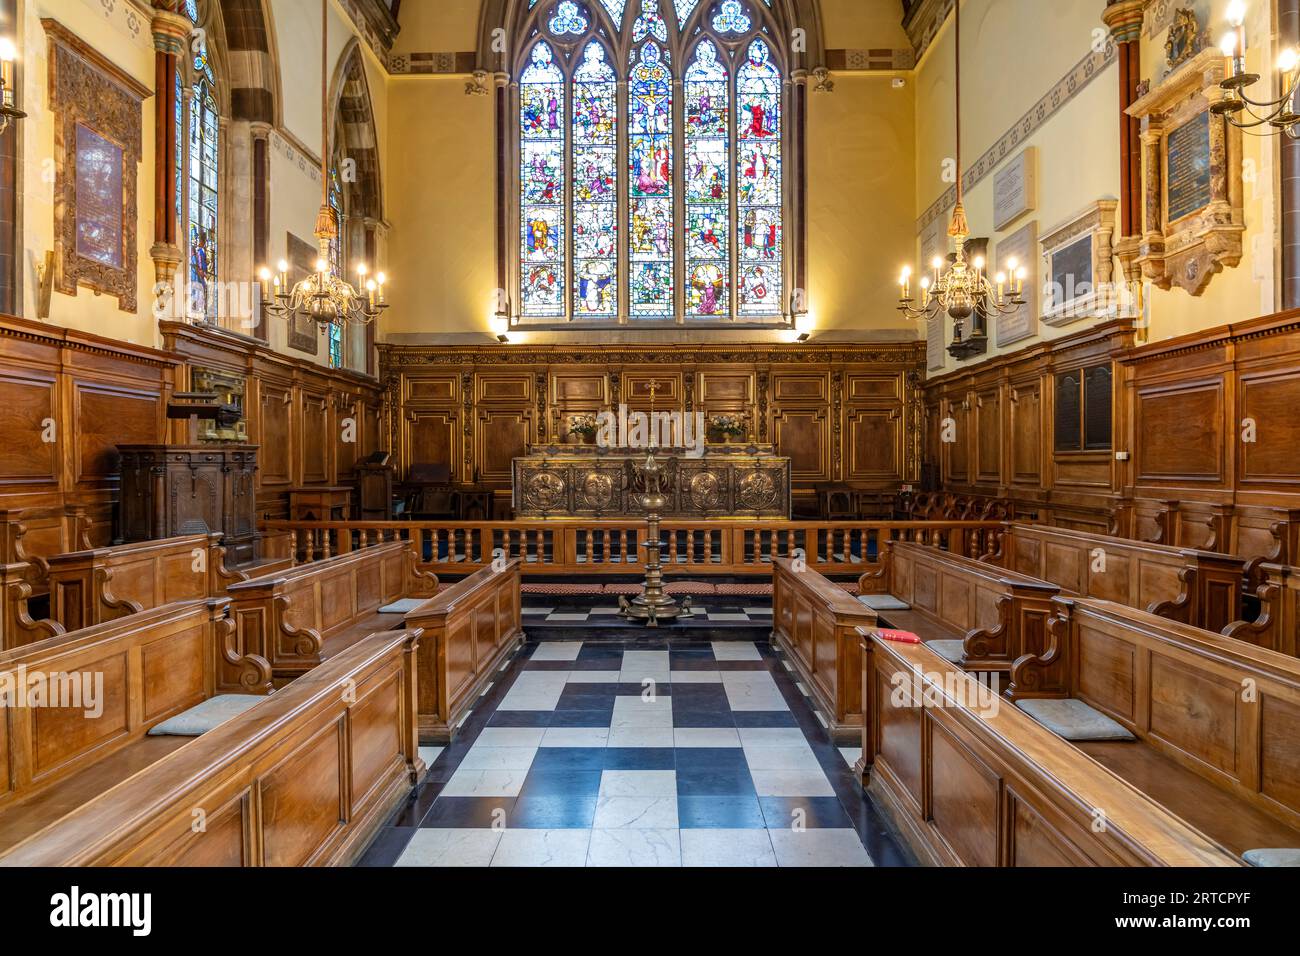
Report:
587,828,681,867
458,746,539,771
417,745,444,766
617,650,671,683
750,769,836,797
395,828,502,867
768,828,873,867
742,608,774,616
737,727,809,748
598,769,677,797
673,727,742,748
473,727,546,748
498,672,569,711
540,726,610,748
565,670,622,683
668,670,722,683
440,768,528,797
592,795,679,829
491,829,591,867
742,745,824,772
606,727,675,748
680,829,777,867
711,641,762,661
610,695,674,728
708,613,751,622
531,641,583,661
520,608,554,616
720,672,788,711
839,747,863,768
546,613,590,622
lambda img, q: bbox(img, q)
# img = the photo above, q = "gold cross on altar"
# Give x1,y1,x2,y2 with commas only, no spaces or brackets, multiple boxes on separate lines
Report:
646,379,660,412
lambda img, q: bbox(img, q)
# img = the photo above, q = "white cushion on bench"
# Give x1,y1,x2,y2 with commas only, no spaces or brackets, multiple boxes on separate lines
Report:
147,694,265,737
925,640,966,665
379,598,426,614
858,593,912,611
1243,848,1300,867
1016,698,1136,742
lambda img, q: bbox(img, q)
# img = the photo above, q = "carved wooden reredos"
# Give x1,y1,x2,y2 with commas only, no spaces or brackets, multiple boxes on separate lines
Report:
44,19,150,314
379,342,926,501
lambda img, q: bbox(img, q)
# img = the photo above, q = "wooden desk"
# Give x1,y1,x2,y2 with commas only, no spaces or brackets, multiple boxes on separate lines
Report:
288,486,353,522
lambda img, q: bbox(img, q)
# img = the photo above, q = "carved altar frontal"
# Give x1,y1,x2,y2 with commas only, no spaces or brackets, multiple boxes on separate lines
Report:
513,446,792,519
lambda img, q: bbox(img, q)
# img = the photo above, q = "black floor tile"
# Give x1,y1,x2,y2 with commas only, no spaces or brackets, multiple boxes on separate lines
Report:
420,797,517,828
509,793,598,829
518,769,602,798
673,710,735,728
675,766,756,797
759,796,854,830
732,711,800,728
488,711,554,728
602,747,675,770
355,826,417,866
530,747,606,772
549,709,618,727
676,795,767,829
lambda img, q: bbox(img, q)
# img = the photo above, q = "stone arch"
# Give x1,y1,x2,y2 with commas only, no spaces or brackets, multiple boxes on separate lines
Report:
329,38,383,225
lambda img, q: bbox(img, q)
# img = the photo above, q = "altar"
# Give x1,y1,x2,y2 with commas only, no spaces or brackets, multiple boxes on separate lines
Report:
512,445,792,519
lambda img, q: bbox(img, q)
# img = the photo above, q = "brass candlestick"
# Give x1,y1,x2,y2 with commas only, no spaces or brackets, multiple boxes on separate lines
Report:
618,449,691,626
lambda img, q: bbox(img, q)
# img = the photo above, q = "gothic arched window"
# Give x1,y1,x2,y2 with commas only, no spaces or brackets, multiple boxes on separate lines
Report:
512,0,795,326
181,1,221,323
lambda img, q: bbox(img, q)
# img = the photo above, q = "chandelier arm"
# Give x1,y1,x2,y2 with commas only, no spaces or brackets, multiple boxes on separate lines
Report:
1234,72,1300,111
1230,103,1292,129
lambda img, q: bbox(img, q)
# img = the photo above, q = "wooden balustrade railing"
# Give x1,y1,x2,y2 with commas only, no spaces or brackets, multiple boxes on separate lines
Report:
259,519,1005,578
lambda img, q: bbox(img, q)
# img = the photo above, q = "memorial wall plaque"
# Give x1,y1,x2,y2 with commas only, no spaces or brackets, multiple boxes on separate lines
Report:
46,18,148,314
74,124,124,269
993,147,1037,231
1050,234,1093,308
285,233,321,355
1054,371,1083,452
1165,110,1212,224
926,313,945,371
994,220,1038,348
1083,364,1113,450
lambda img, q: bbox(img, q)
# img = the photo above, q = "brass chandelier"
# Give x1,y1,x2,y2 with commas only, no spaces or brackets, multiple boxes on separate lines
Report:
260,0,388,330
896,0,1025,359
1212,1,1300,139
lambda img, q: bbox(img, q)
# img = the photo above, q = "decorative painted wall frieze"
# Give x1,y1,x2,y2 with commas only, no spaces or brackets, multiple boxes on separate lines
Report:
916,42,1118,237
824,49,916,73
388,51,478,76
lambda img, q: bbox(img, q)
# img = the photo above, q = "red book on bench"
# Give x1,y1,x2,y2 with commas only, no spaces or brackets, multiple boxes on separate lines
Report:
873,629,922,645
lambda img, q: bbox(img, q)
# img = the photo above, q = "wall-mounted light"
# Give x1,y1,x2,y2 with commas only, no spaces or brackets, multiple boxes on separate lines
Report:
497,333,510,344
0,38,27,135
795,332,811,342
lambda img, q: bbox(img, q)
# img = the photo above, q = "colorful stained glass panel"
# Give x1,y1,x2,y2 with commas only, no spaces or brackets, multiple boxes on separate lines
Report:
572,44,618,317
628,42,673,317
737,38,782,316
520,42,566,317
685,40,730,318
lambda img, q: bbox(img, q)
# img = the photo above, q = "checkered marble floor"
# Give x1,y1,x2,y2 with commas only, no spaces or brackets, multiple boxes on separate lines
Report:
522,604,775,626
359,637,911,868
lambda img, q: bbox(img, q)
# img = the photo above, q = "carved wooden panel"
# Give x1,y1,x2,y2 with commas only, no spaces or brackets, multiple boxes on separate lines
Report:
927,718,1000,867
1135,381,1224,482
551,372,608,404
73,381,161,483
848,374,901,401
259,721,345,867
0,374,58,484
947,400,970,484
624,371,681,409
476,374,532,405
406,410,459,474
698,371,753,406
975,389,1002,485
772,408,828,481
406,375,458,404
846,408,900,480
300,392,329,485
258,381,293,487
772,372,828,403
1240,372,1300,487
477,409,531,483
1009,382,1042,485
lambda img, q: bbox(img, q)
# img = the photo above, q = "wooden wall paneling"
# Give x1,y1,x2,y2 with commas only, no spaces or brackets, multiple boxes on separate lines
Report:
476,408,533,484
845,406,903,482
975,385,1003,486
772,406,830,482
299,388,330,486
1008,375,1044,488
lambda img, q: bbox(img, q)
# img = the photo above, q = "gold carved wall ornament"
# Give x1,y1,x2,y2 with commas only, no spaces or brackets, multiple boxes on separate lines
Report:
1119,48,1244,296
44,19,150,314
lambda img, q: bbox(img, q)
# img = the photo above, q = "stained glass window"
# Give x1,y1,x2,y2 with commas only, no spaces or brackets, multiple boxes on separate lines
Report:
736,37,782,316
188,50,219,320
549,1,588,34
712,0,751,32
628,41,673,318
328,162,346,368
684,40,729,317
600,0,627,28
520,41,566,318
516,0,786,323
572,43,618,317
